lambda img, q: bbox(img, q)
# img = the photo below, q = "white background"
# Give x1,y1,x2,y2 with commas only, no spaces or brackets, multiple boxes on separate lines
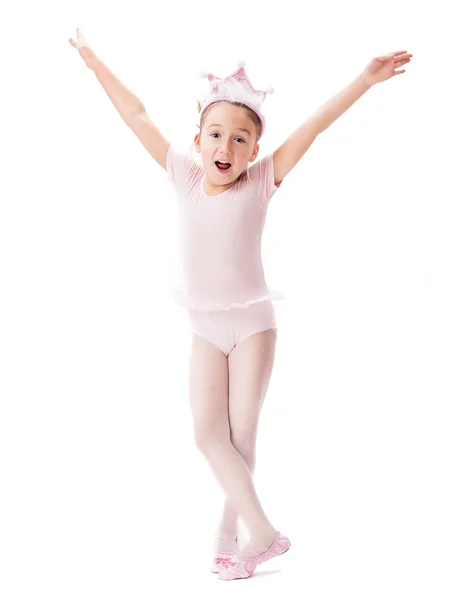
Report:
1,0,475,598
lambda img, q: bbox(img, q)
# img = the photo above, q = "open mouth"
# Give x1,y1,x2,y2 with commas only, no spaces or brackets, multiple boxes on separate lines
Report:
215,161,232,174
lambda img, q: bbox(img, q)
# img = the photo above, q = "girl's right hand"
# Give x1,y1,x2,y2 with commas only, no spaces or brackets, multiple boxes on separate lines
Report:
69,27,97,69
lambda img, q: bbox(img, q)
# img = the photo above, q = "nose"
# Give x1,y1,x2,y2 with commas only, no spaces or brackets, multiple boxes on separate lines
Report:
220,138,233,153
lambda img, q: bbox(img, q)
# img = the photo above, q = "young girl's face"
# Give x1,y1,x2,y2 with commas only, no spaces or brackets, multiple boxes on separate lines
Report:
194,102,259,189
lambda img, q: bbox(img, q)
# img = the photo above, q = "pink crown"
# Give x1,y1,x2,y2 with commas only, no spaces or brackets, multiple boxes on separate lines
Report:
198,60,274,141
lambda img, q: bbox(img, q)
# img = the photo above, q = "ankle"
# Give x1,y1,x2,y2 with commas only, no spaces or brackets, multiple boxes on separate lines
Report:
214,532,238,554
249,528,278,548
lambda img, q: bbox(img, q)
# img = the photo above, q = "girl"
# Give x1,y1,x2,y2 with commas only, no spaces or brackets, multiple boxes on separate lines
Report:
69,28,412,581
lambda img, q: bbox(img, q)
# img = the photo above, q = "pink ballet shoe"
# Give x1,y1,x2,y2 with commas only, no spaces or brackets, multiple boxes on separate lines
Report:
217,531,290,580
211,550,238,573
210,534,239,574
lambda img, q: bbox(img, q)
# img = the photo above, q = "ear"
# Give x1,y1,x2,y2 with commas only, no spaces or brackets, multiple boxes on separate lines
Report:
194,132,200,153
248,143,260,163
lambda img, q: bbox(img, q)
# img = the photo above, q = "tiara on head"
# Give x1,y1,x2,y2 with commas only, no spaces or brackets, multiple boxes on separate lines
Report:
198,60,274,141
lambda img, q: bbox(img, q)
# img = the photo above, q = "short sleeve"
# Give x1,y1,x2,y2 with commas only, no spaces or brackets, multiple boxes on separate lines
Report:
166,144,195,193
249,152,283,209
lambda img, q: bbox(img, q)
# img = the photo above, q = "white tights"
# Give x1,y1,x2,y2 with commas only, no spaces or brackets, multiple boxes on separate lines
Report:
188,328,278,557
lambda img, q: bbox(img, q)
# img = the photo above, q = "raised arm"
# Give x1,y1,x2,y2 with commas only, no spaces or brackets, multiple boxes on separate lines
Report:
273,50,413,185
69,28,170,170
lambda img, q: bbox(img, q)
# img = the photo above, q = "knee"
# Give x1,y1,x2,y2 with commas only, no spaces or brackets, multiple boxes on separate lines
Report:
230,435,257,470
194,427,230,456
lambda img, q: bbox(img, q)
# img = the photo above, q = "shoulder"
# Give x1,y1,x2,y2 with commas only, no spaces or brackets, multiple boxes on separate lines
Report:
248,152,283,195
166,144,202,187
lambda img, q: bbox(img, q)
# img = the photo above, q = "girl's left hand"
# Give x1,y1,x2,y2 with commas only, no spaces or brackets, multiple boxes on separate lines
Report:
361,50,413,87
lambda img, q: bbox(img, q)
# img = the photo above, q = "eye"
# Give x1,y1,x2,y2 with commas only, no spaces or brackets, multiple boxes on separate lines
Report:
210,133,245,143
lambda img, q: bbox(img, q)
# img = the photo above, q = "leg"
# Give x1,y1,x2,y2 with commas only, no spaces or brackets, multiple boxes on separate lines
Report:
188,333,276,552
221,327,279,557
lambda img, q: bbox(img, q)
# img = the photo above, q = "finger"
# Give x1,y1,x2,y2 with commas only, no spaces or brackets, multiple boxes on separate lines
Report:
393,69,406,75
377,51,403,62
394,53,412,62
377,51,403,60
78,28,87,47
69,38,78,49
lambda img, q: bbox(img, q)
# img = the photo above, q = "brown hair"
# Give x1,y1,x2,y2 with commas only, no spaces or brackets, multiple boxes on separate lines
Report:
196,99,262,143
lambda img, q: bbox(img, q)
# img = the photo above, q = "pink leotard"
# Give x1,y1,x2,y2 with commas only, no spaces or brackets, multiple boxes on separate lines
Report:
166,144,285,311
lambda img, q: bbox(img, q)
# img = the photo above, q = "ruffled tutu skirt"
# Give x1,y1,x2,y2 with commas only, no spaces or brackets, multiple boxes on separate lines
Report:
173,287,285,312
